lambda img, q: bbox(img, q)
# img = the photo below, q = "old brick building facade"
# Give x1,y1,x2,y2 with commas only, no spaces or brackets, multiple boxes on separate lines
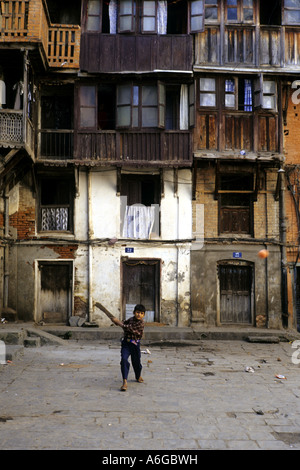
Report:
0,0,299,330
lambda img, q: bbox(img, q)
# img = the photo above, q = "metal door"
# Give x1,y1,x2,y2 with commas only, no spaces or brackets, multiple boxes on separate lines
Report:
220,264,252,324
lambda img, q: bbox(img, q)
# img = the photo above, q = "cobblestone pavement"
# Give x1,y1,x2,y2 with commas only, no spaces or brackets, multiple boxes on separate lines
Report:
0,339,299,451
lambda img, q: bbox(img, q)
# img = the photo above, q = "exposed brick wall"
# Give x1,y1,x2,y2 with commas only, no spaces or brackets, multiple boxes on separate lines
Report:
283,91,300,258
44,245,78,259
193,164,279,240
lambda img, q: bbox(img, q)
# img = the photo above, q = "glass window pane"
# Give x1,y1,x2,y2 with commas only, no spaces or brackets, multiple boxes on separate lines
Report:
120,0,133,14
244,8,253,21
228,8,237,20
132,107,138,127
133,86,139,106
144,1,156,15
191,0,204,15
227,0,237,5
285,0,300,7
87,17,100,30
88,0,101,15
285,10,300,23
80,86,96,106
200,93,216,106
80,108,96,127
200,78,215,91
142,86,157,106
225,94,235,107
244,0,253,6
142,108,157,127
117,105,131,126
191,17,203,30
263,96,275,109
143,17,156,31
263,81,276,94
117,85,131,105
205,7,218,20
120,16,133,30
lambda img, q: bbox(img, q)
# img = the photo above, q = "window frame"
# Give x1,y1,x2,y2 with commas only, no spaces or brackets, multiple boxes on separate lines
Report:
78,85,97,129
84,0,205,34
86,0,102,32
199,77,217,109
38,175,74,233
141,0,157,33
283,0,300,25
217,172,254,236
253,75,277,112
120,174,161,238
204,0,219,23
225,0,254,24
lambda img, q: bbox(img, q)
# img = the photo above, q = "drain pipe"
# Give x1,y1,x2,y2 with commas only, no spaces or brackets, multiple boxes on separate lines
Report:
87,168,94,322
278,167,288,328
3,184,9,309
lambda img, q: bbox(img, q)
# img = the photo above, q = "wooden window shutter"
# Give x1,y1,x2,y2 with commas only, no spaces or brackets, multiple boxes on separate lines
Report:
190,0,205,33
158,81,166,129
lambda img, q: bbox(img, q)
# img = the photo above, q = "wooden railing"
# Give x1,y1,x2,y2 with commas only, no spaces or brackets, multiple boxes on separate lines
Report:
38,129,74,160
195,24,300,68
71,130,192,165
0,0,80,68
195,112,279,153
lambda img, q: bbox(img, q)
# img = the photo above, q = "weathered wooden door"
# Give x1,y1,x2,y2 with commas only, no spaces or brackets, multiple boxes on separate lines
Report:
39,262,72,324
219,264,252,324
122,260,160,322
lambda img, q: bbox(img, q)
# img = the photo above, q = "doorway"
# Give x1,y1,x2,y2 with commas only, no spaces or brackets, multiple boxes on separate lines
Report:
122,259,160,322
219,262,253,324
37,261,73,324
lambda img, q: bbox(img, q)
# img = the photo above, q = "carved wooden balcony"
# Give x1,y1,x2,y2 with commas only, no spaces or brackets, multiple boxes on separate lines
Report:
0,0,80,69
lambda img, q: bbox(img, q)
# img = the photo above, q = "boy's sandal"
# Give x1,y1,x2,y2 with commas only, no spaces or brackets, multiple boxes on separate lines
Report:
120,383,127,391
136,377,144,383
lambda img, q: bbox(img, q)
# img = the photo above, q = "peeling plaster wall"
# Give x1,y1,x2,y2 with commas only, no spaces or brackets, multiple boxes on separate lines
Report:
5,168,192,326
83,168,193,327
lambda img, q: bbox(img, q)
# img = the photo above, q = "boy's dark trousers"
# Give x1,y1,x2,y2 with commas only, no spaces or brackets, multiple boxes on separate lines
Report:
120,339,142,380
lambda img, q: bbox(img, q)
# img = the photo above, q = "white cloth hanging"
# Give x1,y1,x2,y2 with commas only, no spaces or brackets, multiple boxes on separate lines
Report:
157,0,167,34
122,204,155,239
0,80,6,108
180,84,189,130
109,0,117,34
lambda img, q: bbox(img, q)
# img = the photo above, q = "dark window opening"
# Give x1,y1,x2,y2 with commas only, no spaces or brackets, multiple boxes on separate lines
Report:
166,86,180,130
122,174,160,206
167,0,187,33
46,0,81,24
41,87,73,129
98,85,116,129
260,0,281,25
102,0,110,32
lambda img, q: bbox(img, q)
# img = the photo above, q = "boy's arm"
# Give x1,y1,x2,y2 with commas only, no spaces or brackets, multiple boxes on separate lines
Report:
95,302,124,328
111,317,123,328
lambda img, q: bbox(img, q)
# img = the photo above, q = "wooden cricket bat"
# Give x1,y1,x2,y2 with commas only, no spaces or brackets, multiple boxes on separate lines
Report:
94,302,115,321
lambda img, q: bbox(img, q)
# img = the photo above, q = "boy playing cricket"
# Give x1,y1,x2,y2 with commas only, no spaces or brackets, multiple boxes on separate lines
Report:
95,302,146,391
